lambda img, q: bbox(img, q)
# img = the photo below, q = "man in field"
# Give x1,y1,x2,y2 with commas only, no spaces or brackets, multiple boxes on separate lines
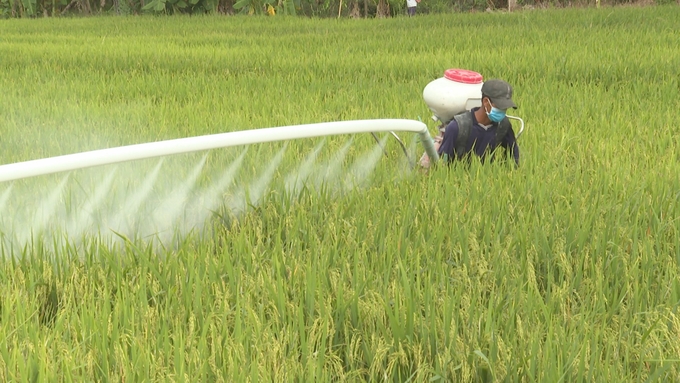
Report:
406,0,420,16
420,79,520,167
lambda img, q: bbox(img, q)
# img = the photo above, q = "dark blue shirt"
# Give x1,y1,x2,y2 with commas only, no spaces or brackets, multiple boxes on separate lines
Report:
437,107,520,165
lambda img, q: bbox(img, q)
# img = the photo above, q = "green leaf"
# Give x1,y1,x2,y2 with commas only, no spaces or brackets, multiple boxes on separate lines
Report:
474,349,490,364
233,0,250,9
284,0,295,15
177,0,187,6
141,0,158,10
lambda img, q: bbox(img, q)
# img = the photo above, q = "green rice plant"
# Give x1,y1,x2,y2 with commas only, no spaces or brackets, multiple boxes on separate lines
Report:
0,5,680,382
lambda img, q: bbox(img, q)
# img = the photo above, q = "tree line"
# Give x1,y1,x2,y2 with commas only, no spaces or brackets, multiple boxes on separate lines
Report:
0,0,660,19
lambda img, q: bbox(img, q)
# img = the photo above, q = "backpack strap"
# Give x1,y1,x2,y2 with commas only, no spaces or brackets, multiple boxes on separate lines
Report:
495,117,511,145
453,112,473,159
452,113,512,160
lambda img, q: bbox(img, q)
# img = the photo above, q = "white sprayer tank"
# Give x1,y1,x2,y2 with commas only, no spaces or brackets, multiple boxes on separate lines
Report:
423,69,484,123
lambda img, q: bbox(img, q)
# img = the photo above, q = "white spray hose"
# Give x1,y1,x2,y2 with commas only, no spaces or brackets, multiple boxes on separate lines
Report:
507,115,525,138
0,119,439,184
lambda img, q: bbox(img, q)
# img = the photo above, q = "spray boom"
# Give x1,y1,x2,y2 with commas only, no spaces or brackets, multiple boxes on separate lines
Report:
0,119,438,184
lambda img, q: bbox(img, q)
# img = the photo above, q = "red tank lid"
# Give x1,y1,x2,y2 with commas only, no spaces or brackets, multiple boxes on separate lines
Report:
443,69,483,84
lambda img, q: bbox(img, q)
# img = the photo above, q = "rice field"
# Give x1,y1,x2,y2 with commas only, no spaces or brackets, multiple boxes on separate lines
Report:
1,6,680,381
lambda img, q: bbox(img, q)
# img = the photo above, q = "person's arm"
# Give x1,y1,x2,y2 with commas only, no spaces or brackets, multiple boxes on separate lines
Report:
437,119,459,163
501,127,520,166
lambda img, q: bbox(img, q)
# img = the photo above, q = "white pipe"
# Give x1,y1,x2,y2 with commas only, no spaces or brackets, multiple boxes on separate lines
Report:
507,115,525,138
0,119,438,184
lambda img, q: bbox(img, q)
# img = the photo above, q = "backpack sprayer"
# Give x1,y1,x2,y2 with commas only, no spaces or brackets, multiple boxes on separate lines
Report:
0,68,522,183
423,68,525,136
373,68,524,167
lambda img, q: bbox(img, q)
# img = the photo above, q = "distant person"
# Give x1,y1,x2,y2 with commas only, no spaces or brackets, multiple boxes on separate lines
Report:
406,0,419,16
419,79,520,167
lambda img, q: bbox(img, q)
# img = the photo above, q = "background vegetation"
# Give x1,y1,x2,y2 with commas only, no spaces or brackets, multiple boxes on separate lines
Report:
2,0,677,20
1,5,680,381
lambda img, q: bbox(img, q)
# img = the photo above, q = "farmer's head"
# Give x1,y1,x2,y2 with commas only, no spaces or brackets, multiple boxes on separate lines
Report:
480,79,517,123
